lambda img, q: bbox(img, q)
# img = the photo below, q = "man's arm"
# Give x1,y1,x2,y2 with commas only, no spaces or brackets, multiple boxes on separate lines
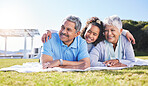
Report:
60,57,90,69
41,54,57,69
41,35,61,69
41,54,90,69
41,54,53,64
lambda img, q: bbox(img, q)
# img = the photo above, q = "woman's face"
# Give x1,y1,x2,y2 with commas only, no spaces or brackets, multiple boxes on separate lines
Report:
84,24,100,43
104,25,122,45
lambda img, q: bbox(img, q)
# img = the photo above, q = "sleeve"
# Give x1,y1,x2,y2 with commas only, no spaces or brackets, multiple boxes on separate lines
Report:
42,39,54,57
49,29,58,33
77,40,90,61
119,38,135,67
122,29,129,36
89,43,106,67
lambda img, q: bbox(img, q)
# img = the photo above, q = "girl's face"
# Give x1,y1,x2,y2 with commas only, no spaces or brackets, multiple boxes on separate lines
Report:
84,24,100,43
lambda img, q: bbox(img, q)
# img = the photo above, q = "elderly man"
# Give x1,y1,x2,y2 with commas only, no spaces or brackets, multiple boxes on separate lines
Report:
41,15,90,69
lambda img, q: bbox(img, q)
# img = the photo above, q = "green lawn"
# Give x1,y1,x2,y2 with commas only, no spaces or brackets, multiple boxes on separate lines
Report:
0,57,148,86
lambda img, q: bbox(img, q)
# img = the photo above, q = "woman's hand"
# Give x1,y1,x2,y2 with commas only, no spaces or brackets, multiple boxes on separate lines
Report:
103,59,119,67
110,63,127,67
41,30,51,43
103,59,127,67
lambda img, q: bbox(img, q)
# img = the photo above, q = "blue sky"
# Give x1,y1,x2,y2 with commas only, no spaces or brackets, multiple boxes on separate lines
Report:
0,0,148,51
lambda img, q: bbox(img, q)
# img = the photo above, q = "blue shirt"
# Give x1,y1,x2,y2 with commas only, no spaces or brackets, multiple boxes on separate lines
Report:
42,33,89,61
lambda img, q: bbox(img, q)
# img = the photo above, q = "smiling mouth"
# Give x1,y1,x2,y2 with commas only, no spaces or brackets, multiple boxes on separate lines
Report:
86,37,93,42
60,33,69,37
107,37,113,39
61,35,68,38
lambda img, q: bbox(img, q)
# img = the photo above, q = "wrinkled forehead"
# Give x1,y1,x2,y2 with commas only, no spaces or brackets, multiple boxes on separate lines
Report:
105,25,119,30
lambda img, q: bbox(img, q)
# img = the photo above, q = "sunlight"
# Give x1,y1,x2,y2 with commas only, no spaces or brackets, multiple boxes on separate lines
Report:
0,1,41,51
0,2,31,29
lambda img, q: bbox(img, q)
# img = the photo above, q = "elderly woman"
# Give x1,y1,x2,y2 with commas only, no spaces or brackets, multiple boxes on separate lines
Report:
90,15,135,67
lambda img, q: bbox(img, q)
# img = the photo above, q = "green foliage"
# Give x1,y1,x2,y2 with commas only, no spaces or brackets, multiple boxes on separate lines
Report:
142,24,148,32
122,20,138,26
122,20,148,52
144,24,148,28
0,59,148,86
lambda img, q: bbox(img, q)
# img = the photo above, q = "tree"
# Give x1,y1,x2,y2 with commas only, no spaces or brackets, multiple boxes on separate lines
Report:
122,20,148,52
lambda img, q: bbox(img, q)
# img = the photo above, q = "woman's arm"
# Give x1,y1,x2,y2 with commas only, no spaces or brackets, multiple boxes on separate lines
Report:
119,36,135,67
89,43,106,67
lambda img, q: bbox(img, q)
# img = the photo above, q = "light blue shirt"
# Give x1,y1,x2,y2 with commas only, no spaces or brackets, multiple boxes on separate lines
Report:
90,35,135,67
42,33,90,61
104,35,122,61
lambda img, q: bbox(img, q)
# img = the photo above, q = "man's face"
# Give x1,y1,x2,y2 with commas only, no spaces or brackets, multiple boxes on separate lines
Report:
59,20,79,46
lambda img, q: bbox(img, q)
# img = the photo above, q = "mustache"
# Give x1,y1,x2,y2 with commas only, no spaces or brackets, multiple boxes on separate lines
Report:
60,33,69,37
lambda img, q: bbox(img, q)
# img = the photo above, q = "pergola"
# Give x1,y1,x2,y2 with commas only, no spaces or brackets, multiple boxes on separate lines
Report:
0,29,40,58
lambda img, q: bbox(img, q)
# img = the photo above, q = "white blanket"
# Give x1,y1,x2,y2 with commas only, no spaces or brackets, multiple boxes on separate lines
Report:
0,58,148,73
134,58,148,65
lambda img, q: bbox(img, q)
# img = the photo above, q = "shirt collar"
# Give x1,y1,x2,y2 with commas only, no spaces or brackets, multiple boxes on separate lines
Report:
69,38,77,48
60,37,77,48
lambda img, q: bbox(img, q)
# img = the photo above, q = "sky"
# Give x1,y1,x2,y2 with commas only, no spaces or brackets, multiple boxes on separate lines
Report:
0,0,148,51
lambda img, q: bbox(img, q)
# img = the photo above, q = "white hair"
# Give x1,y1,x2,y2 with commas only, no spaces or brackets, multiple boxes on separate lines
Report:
103,15,122,30
63,15,82,32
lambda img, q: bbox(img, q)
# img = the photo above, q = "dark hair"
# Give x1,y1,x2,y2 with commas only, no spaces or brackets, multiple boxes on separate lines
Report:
80,17,104,46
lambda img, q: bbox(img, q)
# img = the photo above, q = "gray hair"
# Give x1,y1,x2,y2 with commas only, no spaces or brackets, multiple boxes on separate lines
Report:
103,15,122,30
63,15,82,32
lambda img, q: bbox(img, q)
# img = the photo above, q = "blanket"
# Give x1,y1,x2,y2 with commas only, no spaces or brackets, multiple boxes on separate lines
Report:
0,58,148,73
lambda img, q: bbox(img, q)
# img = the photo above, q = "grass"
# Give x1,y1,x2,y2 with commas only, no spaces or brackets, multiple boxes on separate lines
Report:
0,57,148,86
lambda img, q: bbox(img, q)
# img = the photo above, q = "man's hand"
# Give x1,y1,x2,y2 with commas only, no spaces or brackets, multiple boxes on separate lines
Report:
59,58,90,70
60,62,89,70
42,60,60,69
103,59,119,67
77,62,90,70
41,30,51,43
126,31,135,44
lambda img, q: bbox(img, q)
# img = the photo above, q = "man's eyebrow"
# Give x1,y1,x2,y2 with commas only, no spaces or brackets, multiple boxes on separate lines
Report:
61,25,65,28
